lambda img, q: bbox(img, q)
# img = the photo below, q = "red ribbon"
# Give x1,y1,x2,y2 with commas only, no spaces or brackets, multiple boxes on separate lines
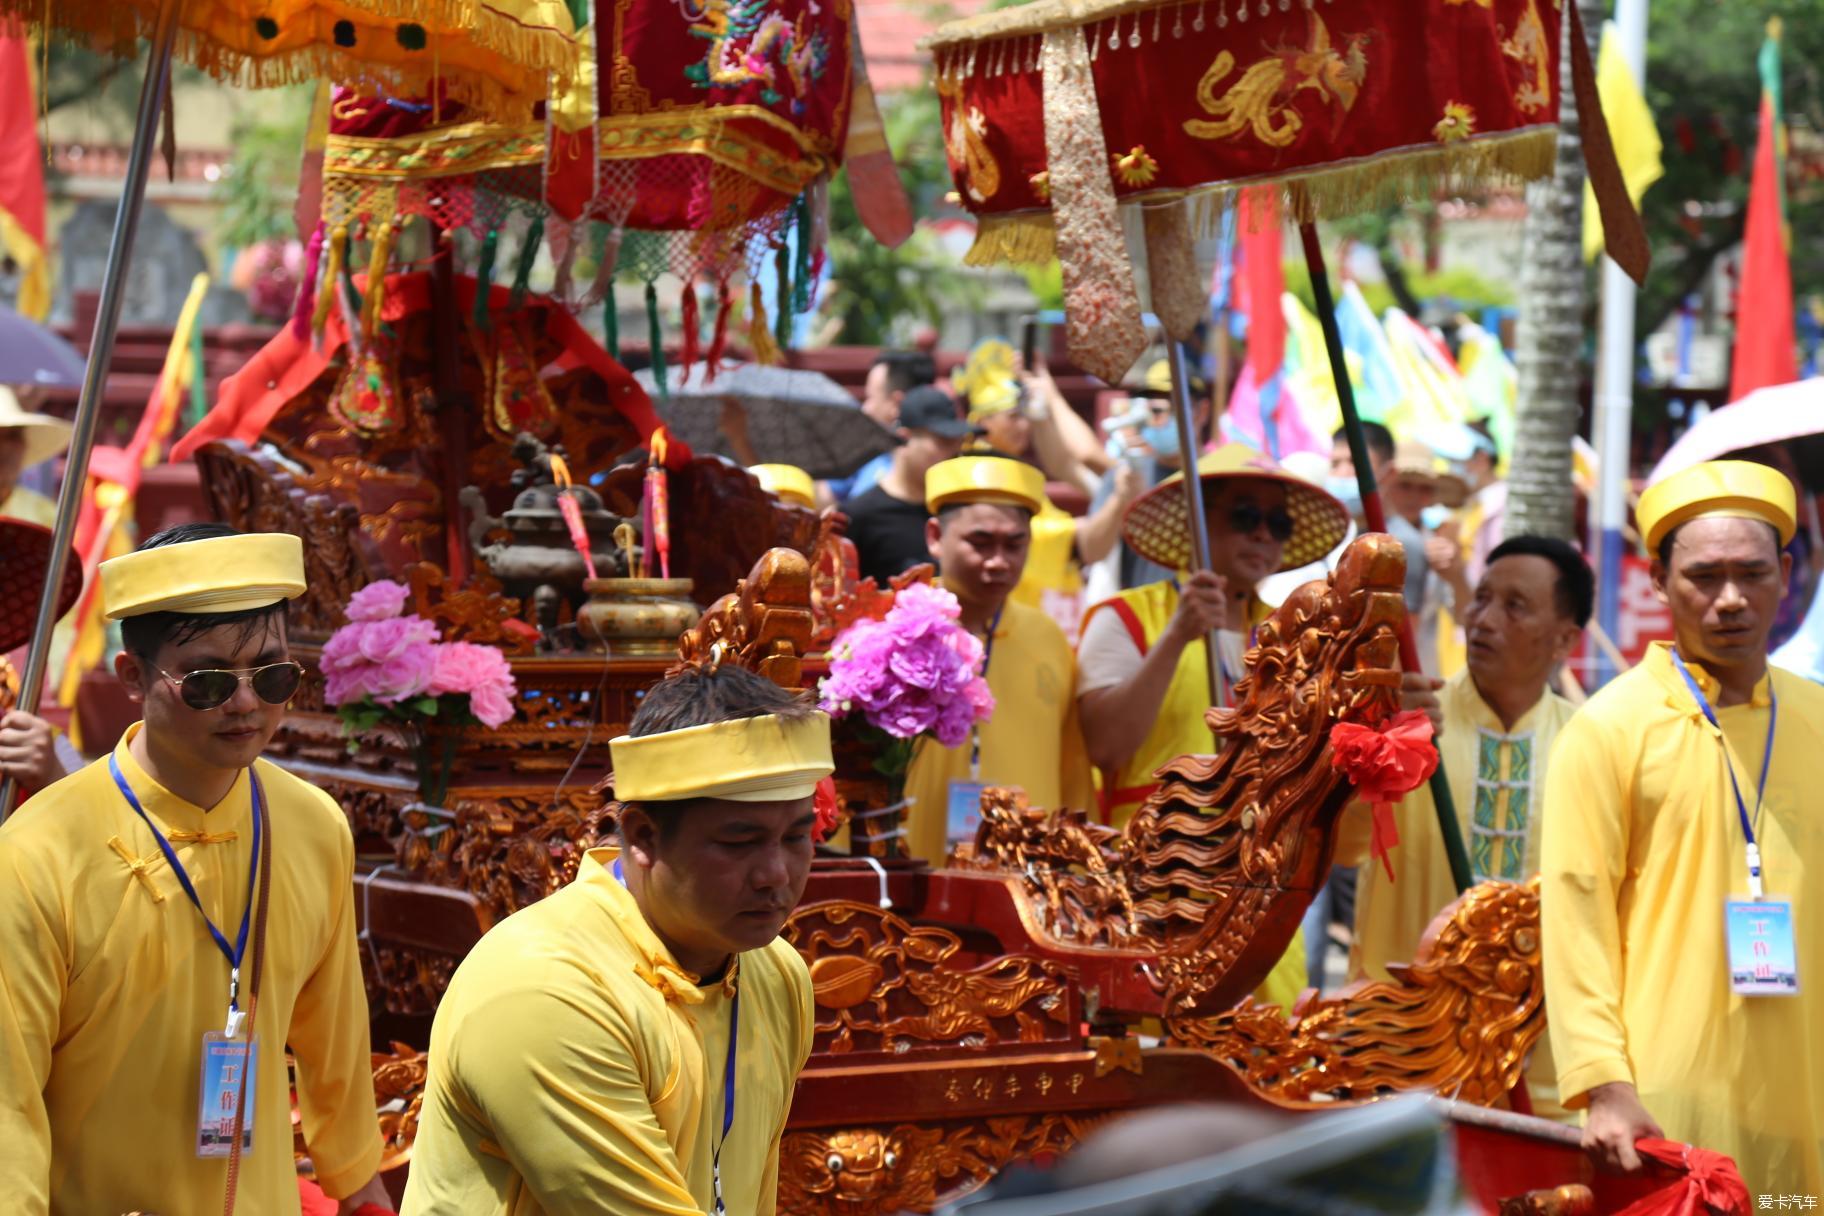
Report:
1330,709,1440,884
1615,1139,1752,1216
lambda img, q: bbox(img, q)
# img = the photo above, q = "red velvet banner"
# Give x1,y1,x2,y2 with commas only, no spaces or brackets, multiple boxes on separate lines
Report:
933,0,1562,221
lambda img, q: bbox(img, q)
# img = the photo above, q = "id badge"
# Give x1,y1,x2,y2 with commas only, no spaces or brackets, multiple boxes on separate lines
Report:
1725,899,1800,996
947,781,987,843
196,1032,258,1156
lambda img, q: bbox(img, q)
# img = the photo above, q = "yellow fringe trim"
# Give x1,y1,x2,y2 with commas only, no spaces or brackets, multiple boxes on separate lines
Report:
0,0,582,121
964,213,1056,267
962,128,1558,267
748,282,783,366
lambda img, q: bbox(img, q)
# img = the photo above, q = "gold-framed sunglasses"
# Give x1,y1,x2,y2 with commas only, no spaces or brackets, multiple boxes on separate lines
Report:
157,661,303,711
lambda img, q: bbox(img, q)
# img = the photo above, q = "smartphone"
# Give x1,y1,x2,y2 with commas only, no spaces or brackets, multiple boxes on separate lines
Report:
1021,315,1039,369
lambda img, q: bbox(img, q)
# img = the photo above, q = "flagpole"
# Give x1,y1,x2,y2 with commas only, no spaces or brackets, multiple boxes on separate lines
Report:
1299,222,1475,897
0,0,182,819
1593,0,1650,690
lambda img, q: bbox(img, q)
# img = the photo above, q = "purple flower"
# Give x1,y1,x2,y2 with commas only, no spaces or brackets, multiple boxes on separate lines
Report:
346,580,410,622
320,616,439,707
818,582,993,745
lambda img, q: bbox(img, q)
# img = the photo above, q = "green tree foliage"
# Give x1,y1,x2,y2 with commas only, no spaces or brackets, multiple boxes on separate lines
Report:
1635,0,1824,337
211,85,314,250
821,87,983,345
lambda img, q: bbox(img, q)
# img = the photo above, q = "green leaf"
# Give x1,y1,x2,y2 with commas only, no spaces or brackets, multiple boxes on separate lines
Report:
413,696,440,716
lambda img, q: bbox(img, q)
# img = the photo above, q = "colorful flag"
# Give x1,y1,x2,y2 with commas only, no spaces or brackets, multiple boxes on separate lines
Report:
57,275,211,722
0,30,50,320
1583,22,1663,262
1729,18,1799,402
1237,187,1287,457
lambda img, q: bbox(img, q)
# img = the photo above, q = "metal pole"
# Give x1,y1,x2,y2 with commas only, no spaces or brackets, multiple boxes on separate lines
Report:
1298,222,1476,896
0,0,183,819
1166,338,1225,713
1593,0,1649,690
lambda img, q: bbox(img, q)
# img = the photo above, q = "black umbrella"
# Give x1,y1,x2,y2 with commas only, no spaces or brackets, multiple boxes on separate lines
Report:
634,362,896,481
0,304,86,389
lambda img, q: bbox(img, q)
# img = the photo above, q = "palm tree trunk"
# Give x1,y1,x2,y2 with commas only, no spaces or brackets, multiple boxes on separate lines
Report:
1504,0,1604,542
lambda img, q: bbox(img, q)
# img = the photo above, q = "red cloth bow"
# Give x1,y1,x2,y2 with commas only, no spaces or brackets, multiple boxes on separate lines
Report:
1330,709,1439,883
1614,1140,1753,1216
813,776,841,843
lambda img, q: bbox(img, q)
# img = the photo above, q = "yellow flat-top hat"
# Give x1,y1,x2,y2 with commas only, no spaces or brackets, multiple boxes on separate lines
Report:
749,464,816,510
926,454,1047,515
610,711,833,803
101,532,307,620
1637,459,1797,556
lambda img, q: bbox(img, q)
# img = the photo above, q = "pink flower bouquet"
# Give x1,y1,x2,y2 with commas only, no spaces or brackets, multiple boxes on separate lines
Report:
819,581,994,790
321,580,519,805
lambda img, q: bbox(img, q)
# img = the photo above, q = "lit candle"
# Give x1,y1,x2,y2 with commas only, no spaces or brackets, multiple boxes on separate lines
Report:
547,452,598,580
647,429,672,580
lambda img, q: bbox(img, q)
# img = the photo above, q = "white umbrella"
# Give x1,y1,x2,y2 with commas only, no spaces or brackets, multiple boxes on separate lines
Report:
1648,378,1824,484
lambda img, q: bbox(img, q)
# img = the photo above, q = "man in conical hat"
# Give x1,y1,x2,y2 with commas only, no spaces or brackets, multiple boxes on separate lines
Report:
0,522,390,1213
1542,459,1824,1194
405,661,828,1215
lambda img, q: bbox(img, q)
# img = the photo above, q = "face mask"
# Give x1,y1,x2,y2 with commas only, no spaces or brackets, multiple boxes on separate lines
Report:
1421,504,1452,531
1325,475,1362,513
1139,422,1180,458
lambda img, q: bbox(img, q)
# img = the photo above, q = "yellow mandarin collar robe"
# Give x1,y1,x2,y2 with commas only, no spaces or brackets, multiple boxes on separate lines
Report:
0,723,382,1214
904,591,1095,864
402,847,814,1216
1542,642,1824,1195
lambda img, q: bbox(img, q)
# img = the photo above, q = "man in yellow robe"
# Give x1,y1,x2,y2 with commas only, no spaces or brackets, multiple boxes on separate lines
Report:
904,454,1095,863
1542,460,1824,1195
0,522,388,1215
404,662,827,1215
1075,444,1350,1010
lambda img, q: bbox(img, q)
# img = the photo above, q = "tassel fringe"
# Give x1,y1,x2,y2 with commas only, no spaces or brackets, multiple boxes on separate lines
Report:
748,282,782,366
510,215,544,308
293,221,325,340
772,243,792,354
604,286,620,362
679,282,701,382
361,220,394,339
645,282,669,398
473,228,500,330
705,281,731,380
311,225,347,334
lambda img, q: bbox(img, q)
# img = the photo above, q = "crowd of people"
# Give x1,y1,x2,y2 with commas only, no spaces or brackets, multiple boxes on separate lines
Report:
0,339,1819,1213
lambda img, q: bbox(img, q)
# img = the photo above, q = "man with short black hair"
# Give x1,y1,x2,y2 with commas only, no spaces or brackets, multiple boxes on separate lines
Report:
1543,461,1824,1193
842,385,970,585
0,522,388,1214
404,663,827,1215
825,350,940,502
902,455,1094,862
1347,535,1592,990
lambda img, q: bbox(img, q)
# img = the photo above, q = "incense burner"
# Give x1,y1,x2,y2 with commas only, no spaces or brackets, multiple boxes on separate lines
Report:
460,434,630,648
578,578,701,656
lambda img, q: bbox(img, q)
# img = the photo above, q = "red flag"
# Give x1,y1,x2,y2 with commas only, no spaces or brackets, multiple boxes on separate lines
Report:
1729,30,1797,402
0,30,50,320
1238,187,1285,394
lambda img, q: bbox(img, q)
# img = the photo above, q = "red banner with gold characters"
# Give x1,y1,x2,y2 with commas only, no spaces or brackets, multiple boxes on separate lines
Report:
928,0,1562,244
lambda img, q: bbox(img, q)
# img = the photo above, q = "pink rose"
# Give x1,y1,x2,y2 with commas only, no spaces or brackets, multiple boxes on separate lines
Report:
347,580,410,622
427,642,518,728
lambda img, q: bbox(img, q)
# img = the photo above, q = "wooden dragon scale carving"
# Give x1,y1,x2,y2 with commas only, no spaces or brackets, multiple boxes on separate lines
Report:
1165,879,1545,1107
959,533,1408,1016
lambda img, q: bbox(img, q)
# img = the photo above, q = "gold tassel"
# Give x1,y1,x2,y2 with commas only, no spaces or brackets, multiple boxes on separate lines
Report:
360,220,394,339
748,282,782,366
965,213,1057,268
312,225,348,334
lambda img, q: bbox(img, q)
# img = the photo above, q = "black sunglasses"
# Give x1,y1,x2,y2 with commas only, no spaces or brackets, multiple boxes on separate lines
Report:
158,662,303,711
1228,502,1296,543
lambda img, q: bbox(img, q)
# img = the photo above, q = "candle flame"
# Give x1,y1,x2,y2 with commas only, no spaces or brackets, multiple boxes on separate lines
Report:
650,427,669,466
549,452,573,489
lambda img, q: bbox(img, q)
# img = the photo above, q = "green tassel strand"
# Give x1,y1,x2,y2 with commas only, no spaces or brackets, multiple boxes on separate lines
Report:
792,193,813,315
472,228,499,330
604,285,620,362
773,242,791,352
510,215,544,308
645,281,668,398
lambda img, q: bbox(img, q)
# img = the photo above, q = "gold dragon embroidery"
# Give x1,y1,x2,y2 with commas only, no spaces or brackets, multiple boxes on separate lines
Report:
1501,0,1552,115
937,70,1002,203
1182,12,1369,147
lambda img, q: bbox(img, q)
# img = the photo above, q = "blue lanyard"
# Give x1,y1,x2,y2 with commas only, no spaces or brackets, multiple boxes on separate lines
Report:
613,857,739,1214
1669,651,1778,898
968,605,1007,779
109,753,263,1021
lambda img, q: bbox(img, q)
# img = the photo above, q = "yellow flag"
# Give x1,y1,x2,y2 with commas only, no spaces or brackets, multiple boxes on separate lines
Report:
1584,22,1663,262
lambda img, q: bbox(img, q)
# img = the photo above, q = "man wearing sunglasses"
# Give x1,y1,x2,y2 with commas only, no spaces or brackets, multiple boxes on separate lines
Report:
0,523,389,1215
1075,445,1350,1009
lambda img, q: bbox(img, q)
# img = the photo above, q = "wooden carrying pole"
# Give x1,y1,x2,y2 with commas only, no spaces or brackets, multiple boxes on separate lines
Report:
0,0,184,819
1298,222,1476,897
